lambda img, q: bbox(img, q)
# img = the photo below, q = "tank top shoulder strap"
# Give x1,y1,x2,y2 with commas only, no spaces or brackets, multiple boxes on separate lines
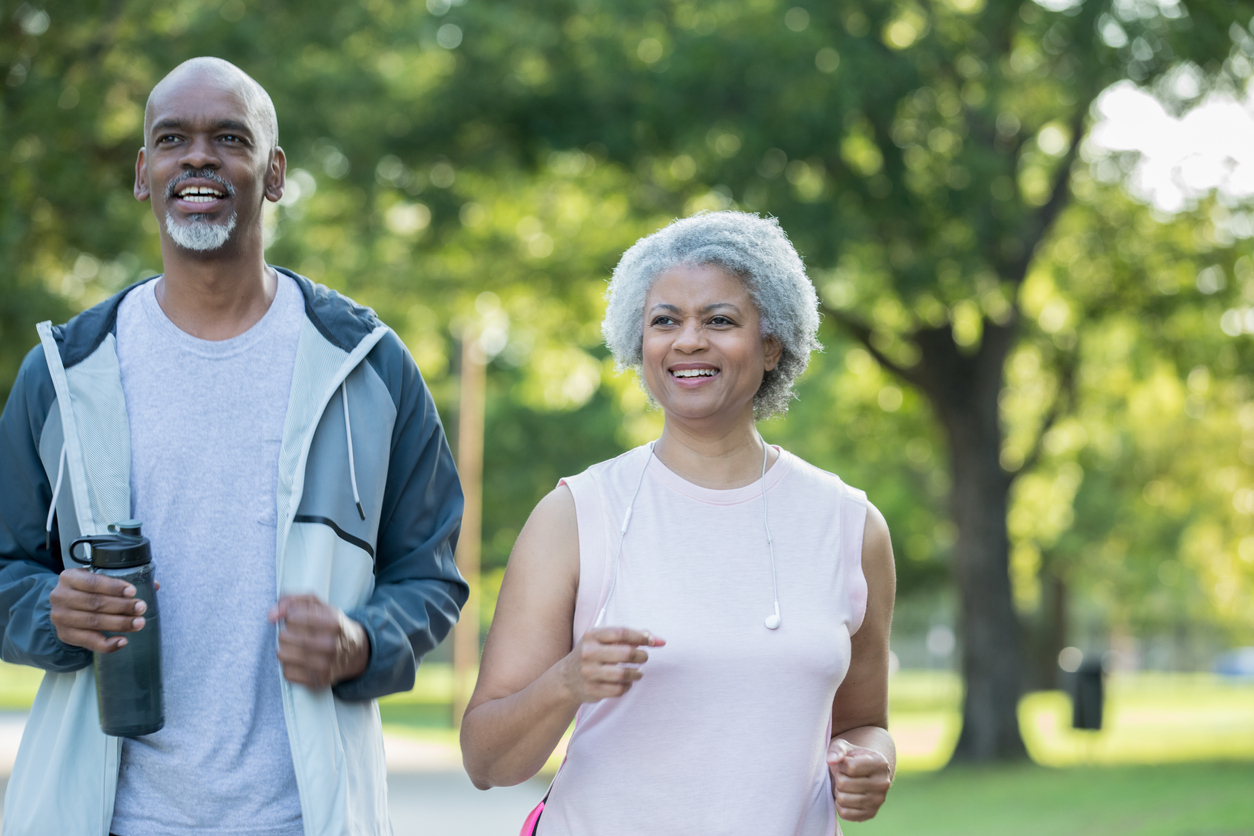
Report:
838,481,870,635
559,467,611,644
558,445,654,644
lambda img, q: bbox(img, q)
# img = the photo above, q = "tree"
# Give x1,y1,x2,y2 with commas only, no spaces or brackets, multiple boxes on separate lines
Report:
412,0,1250,760
5,0,1251,764
1006,178,1254,664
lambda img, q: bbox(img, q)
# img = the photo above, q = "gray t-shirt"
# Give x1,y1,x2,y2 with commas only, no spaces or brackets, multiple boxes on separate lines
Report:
111,275,304,836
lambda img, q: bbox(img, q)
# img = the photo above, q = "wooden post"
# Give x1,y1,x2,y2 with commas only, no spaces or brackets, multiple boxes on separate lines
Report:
452,329,485,728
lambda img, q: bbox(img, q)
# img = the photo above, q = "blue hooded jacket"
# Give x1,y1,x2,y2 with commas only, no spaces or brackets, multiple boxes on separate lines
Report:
0,269,466,836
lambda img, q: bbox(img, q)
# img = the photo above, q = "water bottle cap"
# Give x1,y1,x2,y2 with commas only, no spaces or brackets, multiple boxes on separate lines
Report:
110,520,143,537
68,522,152,569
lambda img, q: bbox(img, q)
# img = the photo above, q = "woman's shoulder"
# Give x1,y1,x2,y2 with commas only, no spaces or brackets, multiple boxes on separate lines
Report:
563,443,653,490
776,448,867,504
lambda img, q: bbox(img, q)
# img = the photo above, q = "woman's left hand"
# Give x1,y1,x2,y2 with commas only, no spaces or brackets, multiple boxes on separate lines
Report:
826,738,892,822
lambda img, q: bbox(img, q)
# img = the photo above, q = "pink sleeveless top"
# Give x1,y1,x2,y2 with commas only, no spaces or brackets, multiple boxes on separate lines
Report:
540,444,868,836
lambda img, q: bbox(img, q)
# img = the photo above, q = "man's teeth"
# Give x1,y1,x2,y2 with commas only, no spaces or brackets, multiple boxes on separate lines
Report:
673,369,717,378
177,186,225,202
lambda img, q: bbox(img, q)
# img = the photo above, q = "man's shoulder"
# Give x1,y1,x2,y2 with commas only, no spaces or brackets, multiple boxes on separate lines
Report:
7,342,56,414
275,268,420,401
277,267,385,353
51,276,159,369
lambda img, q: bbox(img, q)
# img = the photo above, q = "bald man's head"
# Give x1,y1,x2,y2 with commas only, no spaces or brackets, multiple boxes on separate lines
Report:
144,57,278,151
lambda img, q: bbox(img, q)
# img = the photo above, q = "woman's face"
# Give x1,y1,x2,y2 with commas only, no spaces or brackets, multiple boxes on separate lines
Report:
641,263,781,426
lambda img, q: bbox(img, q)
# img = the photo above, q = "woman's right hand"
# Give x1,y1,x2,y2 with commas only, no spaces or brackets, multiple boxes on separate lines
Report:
561,626,665,703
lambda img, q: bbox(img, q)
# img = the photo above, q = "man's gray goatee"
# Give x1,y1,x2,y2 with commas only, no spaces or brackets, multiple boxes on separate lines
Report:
165,211,237,251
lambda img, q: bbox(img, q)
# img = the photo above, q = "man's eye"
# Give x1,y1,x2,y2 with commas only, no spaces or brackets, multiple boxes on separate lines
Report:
155,135,180,144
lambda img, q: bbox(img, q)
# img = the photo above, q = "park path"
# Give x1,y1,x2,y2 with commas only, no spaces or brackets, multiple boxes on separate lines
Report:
0,712,545,835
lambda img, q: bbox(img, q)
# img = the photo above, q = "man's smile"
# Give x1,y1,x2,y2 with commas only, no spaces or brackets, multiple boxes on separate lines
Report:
176,185,226,203
165,171,235,215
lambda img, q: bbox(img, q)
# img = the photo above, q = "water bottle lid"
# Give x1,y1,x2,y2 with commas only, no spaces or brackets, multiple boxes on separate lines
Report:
69,522,152,569
110,520,143,537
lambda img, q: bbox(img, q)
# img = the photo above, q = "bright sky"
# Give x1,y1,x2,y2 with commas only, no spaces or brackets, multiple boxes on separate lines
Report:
1088,77,1254,214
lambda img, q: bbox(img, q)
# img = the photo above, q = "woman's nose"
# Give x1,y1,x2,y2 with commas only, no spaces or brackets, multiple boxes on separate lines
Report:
673,320,707,352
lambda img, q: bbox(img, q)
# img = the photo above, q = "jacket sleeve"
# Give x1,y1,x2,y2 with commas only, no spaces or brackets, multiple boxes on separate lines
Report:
0,346,93,673
334,331,466,701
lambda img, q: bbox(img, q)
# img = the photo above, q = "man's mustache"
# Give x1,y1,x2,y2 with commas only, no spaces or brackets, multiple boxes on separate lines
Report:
164,169,236,201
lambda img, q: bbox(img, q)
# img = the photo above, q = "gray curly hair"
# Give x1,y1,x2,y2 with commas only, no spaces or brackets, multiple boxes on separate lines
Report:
602,211,822,419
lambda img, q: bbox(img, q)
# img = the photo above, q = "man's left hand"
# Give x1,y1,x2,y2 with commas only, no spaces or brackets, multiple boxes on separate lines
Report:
826,738,892,822
269,595,370,689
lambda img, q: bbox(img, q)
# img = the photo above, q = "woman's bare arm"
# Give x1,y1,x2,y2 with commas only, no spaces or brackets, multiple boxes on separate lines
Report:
827,500,897,821
460,486,662,789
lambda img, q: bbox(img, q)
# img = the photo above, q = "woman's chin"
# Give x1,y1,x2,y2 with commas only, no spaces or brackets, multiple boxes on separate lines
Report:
660,396,750,426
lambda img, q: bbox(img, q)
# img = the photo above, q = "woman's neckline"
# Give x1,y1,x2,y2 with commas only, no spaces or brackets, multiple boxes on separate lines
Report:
643,444,791,505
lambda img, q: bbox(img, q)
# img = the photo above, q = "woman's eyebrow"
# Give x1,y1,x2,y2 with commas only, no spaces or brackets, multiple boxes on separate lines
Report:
648,302,742,315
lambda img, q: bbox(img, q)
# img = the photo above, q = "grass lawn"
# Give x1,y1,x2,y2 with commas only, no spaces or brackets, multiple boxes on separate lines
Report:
843,761,1254,836
887,670,1254,771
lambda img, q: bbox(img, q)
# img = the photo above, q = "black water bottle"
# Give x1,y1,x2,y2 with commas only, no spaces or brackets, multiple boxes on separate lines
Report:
69,520,164,737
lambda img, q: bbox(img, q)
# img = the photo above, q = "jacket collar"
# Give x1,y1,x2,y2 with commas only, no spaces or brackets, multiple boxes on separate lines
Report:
49,267,383,369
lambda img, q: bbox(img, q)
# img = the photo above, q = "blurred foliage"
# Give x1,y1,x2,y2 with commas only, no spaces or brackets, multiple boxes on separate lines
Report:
3,0,1254,721
1010,181,1254,640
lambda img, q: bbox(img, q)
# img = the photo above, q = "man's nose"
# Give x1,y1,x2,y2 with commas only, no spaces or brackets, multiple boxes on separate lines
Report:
179,135,220,168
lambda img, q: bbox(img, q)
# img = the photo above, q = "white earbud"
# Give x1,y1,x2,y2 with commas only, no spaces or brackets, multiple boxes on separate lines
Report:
764,602,781,630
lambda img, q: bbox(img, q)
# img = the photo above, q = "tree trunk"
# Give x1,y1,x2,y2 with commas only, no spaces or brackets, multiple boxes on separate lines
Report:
914,320,1029,763
1025,565,1069,692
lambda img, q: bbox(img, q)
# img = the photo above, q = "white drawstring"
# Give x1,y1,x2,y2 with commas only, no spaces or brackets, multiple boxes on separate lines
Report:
342,382,365,520
45,441,67,552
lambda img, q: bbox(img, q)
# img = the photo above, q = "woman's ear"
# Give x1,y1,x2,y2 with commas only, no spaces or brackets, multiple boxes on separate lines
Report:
764,334,783,372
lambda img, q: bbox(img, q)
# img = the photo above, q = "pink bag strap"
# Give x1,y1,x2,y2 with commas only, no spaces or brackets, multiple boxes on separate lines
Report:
519,710,579,836
519,758,564,836
518,797,546,836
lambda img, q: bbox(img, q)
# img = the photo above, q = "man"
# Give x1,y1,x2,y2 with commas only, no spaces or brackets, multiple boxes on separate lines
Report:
0,58,466,836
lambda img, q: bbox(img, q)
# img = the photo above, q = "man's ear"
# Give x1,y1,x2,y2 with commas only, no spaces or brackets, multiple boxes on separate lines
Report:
134,147,150,202
264,146,287,203
764,334,783,372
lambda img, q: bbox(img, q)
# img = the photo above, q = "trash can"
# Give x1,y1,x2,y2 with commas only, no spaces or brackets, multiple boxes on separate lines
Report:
1071,655,1104,731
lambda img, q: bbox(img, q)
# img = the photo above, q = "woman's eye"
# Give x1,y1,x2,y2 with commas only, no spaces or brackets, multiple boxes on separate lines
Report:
651,316,676,326
709,315,734,326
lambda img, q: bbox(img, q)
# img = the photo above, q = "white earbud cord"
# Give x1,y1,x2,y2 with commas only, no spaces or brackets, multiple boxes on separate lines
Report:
761,437,781,630
592,442,656,628
593,437,782,631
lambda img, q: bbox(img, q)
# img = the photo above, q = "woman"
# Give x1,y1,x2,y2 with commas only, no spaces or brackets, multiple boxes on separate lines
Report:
461,211,896,835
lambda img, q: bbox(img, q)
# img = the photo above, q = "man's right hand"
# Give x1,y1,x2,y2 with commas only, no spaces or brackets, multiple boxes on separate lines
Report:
49,568,148,653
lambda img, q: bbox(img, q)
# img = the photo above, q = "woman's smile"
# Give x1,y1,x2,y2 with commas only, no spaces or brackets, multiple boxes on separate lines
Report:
642,263,780,424
668,363,721,386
